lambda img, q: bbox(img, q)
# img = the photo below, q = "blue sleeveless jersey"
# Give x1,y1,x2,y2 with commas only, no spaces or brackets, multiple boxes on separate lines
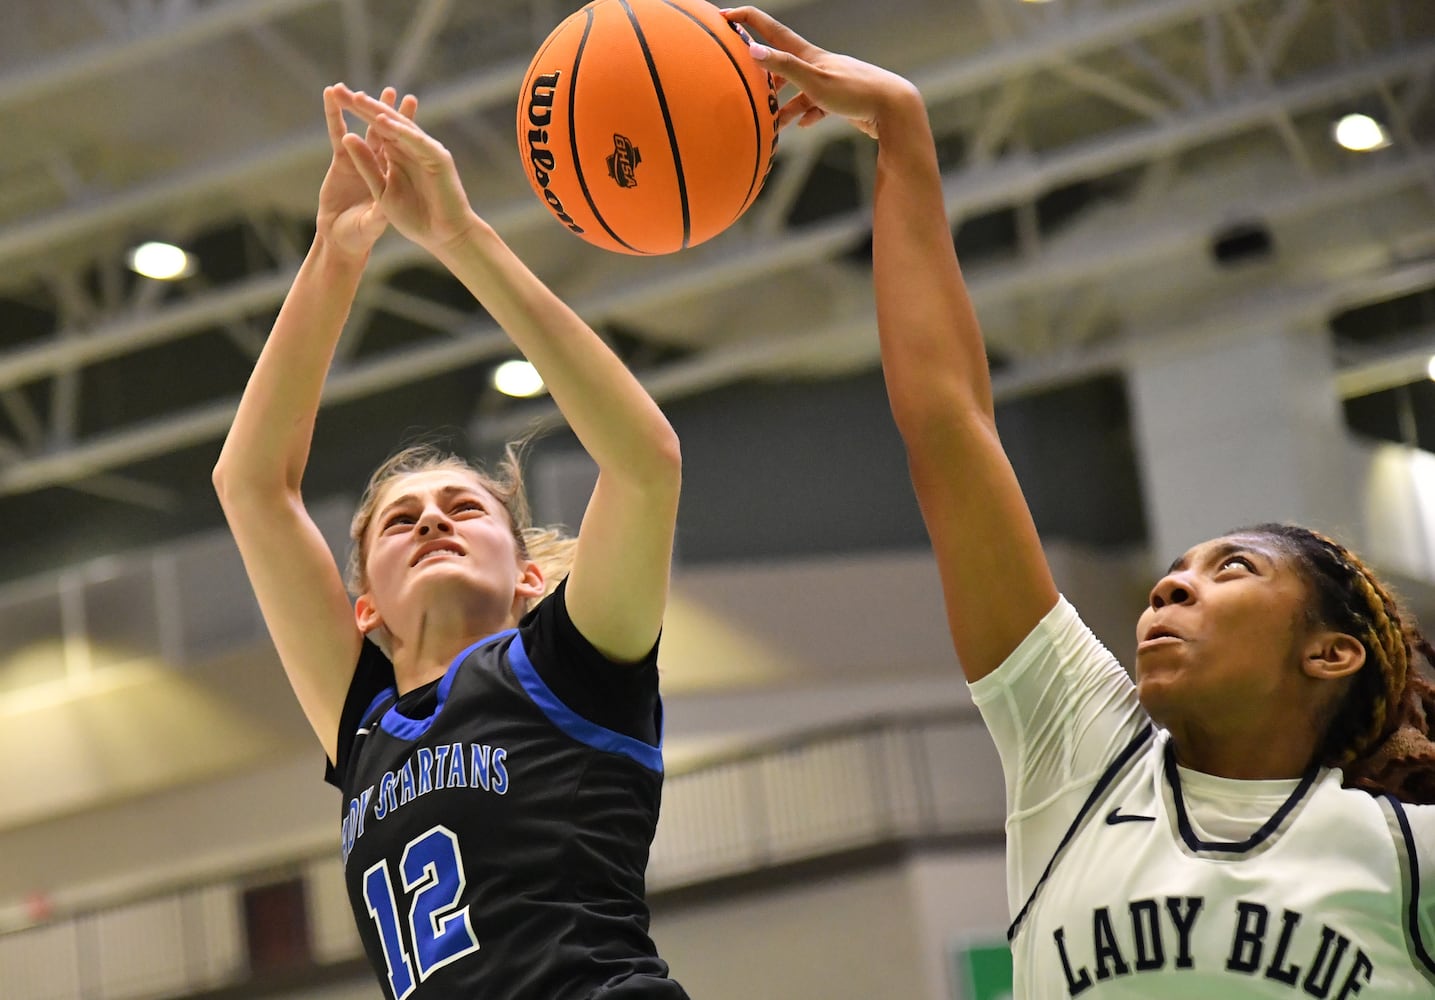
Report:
326,586,687,999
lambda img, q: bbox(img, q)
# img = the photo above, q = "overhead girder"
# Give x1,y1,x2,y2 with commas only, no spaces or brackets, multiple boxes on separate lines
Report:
0,0,1265,276
4,34,1431,390
0,0,336,112
2,143,1431,496
0,0,1431,503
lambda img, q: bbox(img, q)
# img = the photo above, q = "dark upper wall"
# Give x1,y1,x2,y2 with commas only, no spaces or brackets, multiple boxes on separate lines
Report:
0,363,1147,585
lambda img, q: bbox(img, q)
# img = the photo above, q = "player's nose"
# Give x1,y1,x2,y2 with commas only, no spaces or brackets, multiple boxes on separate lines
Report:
415,504,453,535
1149,572,1195,610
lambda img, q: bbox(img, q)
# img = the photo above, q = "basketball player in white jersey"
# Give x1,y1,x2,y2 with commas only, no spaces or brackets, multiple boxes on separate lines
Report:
725,7,1435,997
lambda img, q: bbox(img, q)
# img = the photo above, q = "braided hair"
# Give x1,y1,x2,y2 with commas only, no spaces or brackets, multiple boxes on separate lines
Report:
1240,523,1435,803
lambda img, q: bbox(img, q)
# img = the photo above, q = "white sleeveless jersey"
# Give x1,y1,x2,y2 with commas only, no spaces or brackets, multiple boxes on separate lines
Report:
1009,725,1435,998
970,597,1435,1000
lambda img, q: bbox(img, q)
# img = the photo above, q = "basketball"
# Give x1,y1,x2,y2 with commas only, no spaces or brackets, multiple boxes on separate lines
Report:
518,0,779,255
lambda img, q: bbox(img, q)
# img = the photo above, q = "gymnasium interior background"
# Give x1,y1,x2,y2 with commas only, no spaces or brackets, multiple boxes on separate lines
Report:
2,0,1435,997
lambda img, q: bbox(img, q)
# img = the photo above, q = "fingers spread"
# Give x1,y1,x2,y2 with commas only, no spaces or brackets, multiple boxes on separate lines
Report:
338,88,394,125
722,6,815,59
365,90,393,156
340,132,386,201
746,37,825,98
776,93,816,131
798,105,827,128
323,86,350,154
373,112,444,163
337,87,441,167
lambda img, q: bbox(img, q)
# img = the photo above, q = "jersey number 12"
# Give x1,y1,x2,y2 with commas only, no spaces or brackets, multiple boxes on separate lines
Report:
362,825,480,999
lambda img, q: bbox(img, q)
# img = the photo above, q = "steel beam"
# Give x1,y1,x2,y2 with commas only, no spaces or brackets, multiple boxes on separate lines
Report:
0,0,1263,272
4,39,1430,391
0,0,336,111
2,152,1430,495
480,257,1435,444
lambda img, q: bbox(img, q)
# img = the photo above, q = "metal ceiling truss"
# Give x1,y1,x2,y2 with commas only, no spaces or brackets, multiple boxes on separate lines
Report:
0,0,1432,503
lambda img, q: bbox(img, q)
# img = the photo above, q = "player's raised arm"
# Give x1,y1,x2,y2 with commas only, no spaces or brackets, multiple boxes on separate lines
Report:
212,87,416,761
336,90,681,665
727,7,1057,682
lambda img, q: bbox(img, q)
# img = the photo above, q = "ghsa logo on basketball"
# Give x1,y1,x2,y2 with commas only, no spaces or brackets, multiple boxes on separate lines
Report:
606,134,641,188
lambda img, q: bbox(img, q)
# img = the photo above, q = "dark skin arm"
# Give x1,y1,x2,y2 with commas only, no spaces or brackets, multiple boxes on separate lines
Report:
726,8,1059,682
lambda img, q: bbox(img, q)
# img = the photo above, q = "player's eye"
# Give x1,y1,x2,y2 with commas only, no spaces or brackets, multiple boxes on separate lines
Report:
383,513,415,530
1219,555,1254,572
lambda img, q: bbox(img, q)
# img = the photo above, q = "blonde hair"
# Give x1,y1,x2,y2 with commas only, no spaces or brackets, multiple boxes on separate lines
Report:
347,442,576,609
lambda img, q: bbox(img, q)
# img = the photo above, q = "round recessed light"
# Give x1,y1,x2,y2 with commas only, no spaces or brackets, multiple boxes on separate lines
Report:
126,241,194,280
492,360,545,398
1332,113,1391,152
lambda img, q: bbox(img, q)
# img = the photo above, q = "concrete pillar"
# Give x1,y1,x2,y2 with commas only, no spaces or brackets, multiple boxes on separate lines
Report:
1127,323,1358,567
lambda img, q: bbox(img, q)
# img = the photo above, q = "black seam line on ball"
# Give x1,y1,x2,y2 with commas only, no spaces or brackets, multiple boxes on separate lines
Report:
620,0,691,249
572,7,647,253
657,0,766,224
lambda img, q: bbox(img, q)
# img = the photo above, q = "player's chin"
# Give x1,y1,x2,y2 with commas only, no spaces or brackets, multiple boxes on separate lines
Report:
1134,669,1186,725
405,562,480,598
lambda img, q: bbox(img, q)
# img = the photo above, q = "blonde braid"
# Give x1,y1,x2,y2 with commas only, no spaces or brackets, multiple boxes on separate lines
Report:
1240,524,1435,802
520,526,578,603
1339,561,1408,761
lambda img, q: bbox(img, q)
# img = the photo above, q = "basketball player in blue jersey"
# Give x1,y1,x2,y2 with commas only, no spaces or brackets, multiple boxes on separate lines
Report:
213,84,687,999
727,6,1435,997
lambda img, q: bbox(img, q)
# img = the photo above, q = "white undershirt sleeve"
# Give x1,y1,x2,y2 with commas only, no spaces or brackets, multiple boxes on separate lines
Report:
967,595,1148,918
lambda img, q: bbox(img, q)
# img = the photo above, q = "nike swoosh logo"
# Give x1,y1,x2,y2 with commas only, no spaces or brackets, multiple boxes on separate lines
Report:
1105,808,1156,825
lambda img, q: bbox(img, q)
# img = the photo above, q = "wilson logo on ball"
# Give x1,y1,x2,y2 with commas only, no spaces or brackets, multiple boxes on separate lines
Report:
606,135,642,188
524,71,584,234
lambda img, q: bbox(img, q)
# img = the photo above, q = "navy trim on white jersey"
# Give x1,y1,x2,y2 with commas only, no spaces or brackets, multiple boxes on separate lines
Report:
1165,742,1318,855
1008,724,1154,942
1384,794,1435,983
379,629,518,741
509,631,664,774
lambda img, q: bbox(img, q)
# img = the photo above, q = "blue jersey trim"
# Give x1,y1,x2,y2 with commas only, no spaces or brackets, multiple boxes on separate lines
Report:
1165,741,1317,854
378,628,519,741
508,631,665,774
359,688,394,731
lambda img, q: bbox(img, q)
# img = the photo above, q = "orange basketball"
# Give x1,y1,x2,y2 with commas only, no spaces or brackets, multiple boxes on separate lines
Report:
518,0,779,255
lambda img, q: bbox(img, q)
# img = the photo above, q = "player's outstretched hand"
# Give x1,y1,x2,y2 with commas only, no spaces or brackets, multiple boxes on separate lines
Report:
333,85,478,256
723,6,919,140
316,85,415,258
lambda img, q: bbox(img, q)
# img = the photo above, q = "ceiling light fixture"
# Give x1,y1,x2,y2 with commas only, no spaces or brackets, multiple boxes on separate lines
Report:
125,241,195,281
1332,113,1392,152
492,360,545,398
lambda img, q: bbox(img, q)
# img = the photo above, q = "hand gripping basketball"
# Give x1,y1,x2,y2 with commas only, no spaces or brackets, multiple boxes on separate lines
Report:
722,6,920,141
